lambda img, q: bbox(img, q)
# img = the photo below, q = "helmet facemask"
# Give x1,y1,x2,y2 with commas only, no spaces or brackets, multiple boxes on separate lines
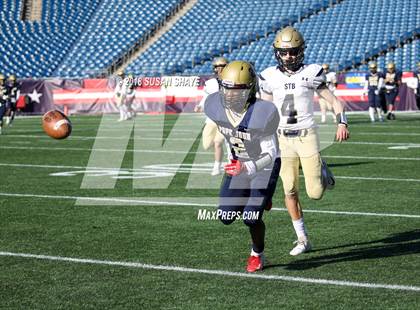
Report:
220,82,254,114
218,60,257,114
213,64,226,76
274,45,305,72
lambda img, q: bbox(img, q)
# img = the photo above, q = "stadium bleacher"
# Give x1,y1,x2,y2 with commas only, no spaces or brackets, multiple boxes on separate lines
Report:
183,0,420,75
0,0,419,78
126,0,334,76
0,0,101,78
55,0,185,77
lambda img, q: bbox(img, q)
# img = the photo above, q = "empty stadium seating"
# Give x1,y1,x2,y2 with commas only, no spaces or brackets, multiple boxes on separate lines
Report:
358,39,420,72
126,0,334,76
0,0,419,78
55,0,184,77
0,0,101,77
184,0,420,75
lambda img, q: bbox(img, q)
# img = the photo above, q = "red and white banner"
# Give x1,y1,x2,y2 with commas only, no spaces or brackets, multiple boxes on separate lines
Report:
16,74,419,114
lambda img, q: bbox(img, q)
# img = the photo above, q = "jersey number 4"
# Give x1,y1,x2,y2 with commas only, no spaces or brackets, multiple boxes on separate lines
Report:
281,94,298,124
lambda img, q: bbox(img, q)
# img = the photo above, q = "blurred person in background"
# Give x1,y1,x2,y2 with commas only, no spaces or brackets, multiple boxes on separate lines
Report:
383,63,402,120
319,63,337,123
5,74,20,126
414,62,420,110
194,57,228,176
114,70,128,121
0,74,9,134
363,62,384,122
124,72,136,120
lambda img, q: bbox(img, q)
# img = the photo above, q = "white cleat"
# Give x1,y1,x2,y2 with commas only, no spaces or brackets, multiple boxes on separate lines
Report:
289,239,312,256
211,167,221,176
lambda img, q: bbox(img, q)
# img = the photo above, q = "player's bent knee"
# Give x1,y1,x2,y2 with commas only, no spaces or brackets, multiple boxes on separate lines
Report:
202,139,213,151
306,184,324,200
217,207,238,225
243,217,261,227
219,217,235,225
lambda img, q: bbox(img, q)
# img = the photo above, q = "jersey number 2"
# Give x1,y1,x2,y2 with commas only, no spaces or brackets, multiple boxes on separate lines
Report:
281,94,298,124
229,137,246,157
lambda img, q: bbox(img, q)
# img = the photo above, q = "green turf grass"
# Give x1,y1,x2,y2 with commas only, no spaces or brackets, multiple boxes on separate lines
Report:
0,113,419,309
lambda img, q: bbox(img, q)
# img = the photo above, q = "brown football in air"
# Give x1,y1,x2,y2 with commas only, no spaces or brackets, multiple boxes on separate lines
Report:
42,110,72,139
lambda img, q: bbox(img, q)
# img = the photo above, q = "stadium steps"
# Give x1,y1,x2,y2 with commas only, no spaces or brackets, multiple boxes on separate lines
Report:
110,0,198,75
21,0,43,21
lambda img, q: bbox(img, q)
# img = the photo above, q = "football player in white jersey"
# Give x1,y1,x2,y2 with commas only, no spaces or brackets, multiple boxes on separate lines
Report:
319,63,337,123
194,57,228,176
259,26,349,256
114,70,127,121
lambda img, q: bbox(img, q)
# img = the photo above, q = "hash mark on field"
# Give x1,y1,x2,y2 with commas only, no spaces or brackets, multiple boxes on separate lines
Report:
0,251,419,292
0,192,420,219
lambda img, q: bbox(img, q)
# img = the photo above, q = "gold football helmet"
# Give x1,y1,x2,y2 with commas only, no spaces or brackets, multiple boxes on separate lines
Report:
273,26,305,72
387,62,395,72
219,60,257,113
322,63,330,72
369,62,377,72
212,57,228,75
8,74,16,82
0,74,4,85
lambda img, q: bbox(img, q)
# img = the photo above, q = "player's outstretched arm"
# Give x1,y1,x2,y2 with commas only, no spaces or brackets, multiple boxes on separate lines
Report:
317,87,350,142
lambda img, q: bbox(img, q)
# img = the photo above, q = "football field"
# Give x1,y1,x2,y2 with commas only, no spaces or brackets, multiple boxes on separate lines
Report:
0,113,419,309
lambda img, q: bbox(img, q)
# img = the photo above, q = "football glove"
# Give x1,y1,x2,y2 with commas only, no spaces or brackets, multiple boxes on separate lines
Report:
224,160,245,176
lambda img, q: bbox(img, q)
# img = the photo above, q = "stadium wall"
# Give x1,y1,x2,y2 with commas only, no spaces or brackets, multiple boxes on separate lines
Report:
15,73,419,115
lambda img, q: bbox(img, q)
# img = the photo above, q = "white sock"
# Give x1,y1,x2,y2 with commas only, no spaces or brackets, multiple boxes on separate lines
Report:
376,108,383,120
292,218,308,240
213,161,221,170
369,107,375,121
251,248,263,257
321,113,326,123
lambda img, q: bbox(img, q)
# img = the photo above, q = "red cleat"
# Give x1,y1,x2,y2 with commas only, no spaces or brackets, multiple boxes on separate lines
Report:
246,255,264,273
264,201,272,211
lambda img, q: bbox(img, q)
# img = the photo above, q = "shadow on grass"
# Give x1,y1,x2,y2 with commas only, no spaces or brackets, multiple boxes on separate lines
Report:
265,230,420,271
327,161,374,168
298,161,373,171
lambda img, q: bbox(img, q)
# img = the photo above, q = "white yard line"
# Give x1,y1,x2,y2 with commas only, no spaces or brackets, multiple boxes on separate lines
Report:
0,251,418,292
0,192,419,219
355,132,420,136
1,145,420,161
3,134,420,146
1,162,420,183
